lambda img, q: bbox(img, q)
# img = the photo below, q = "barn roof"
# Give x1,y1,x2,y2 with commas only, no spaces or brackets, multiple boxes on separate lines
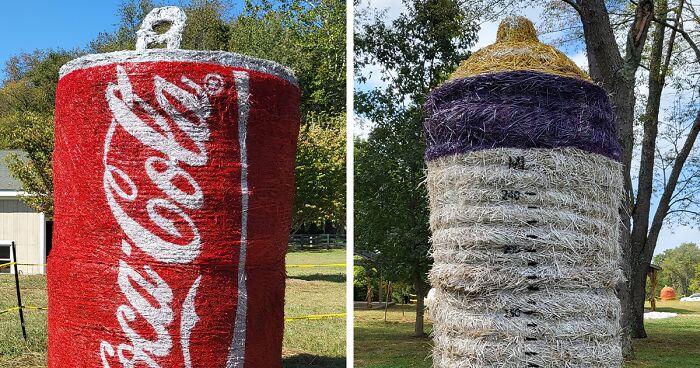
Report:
0,150,26,191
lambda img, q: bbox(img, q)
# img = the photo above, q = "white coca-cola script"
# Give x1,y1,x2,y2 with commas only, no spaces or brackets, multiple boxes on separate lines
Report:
98,65,236,368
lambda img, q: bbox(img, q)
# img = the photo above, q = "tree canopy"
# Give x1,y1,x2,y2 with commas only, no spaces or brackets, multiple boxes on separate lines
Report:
354,0,478,336
0,0,346,231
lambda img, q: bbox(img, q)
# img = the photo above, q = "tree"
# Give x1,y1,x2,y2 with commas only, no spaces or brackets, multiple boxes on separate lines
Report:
1,0,346,229
0,51,76,215
689,263,700,293
293,114,346,231
565,0,700,356
475,0,700,354
354,0,478,336
654,243,700,295
228,0,346,118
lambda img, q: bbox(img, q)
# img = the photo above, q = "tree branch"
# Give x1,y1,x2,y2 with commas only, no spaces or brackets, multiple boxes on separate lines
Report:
652,17,700,61
648,108,700,249
561,0,583,15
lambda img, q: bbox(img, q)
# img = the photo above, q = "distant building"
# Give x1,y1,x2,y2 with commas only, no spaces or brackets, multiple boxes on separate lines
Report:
0,150,47,274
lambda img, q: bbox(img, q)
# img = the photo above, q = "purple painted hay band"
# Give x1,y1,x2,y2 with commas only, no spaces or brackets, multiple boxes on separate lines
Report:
424,70,621,162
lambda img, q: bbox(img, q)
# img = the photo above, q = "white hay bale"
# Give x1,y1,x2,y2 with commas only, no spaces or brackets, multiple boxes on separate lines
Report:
426,147,624,367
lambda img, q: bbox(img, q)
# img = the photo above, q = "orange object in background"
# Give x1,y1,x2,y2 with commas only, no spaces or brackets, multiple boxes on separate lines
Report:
660,286,677,300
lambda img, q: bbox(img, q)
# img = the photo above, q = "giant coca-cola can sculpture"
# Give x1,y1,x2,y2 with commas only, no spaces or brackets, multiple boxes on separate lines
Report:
48,7,299,367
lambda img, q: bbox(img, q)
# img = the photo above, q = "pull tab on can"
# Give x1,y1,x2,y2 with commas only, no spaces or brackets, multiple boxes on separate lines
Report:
135,6,187,51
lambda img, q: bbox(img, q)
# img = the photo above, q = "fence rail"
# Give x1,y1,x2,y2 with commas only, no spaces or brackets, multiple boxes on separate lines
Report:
289,234,346,250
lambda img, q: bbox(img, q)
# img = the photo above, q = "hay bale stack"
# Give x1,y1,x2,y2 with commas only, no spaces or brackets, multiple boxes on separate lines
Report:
424,16,624,368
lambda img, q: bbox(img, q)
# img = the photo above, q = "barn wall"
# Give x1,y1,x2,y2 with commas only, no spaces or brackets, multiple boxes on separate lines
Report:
0,198,43,274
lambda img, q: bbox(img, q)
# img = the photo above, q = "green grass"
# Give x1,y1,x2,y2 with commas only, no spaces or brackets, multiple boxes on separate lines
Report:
283,248,347,367
354,300,700,368
0,248,346,368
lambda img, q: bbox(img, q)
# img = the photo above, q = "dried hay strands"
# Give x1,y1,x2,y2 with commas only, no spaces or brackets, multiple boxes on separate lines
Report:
424,16,624,368
426,147,623,367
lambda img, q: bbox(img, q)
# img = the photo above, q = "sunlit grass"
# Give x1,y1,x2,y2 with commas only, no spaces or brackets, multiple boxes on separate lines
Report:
354,300,700,368
0,249,346,368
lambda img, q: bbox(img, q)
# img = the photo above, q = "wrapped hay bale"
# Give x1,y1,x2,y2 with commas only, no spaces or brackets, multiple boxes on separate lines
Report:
48,6,299,367
424,16,624,368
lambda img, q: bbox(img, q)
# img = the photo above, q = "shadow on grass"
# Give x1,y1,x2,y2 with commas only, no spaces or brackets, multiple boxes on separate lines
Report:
287,248,344,254
283,354,345,368
653,306,696,314
288,273,345,283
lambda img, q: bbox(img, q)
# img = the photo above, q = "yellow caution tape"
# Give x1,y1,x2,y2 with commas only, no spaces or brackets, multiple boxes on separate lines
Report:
0,307,21,315
0,305,48,315
22,305,47,311
286,263,346,268
0,262,46,269
285,313,346,321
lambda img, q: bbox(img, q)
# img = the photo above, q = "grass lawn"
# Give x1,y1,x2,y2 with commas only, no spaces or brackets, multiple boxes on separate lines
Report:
354,300,700,368
0,248,346,368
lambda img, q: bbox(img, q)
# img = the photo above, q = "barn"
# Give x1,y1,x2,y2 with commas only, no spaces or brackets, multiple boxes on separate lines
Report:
0,150,47,274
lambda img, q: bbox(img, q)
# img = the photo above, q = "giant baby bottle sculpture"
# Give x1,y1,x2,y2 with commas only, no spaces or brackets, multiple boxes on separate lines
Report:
424,17,624,367
48,7,299,367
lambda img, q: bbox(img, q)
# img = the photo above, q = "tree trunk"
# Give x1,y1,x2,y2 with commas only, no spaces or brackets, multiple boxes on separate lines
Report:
629,256,650,337
414,267,426,337
573,0,654,358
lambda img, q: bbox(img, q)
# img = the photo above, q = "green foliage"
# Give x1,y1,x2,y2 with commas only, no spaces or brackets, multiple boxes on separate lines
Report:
354,110,430,285
89,0,156,52
653,243,700,296
293,114,346,231
228,0,346,117
354,300,700,368
354,0,477,288
1,113,54,215
0,0,346,229
0,51,75,215
689,264,700,293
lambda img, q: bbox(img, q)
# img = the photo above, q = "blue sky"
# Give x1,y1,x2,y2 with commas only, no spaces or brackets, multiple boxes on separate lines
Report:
0,1,126,80
356,0,700,255
0,0,250,81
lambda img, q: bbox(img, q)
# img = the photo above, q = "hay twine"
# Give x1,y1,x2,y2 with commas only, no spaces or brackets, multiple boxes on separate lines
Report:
449,16,590,81
427,147,623,368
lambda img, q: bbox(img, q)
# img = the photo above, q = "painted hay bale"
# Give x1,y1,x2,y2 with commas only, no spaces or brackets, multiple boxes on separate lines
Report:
48,7,299,368
660,286,676,300
424,16,624,368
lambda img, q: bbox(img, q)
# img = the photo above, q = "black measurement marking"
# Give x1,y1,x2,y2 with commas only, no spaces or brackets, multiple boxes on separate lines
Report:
504,245,521,254
526,234,539,239
524,352,538,356
527,285,540,291
526,220,538,225
525,337,538,341
524,191,536,196
523,310,535,315
501,190,521,200
504,308,521,318
527,261,538,266
527,206,539,209
527,323,538,327
528,363,541,367
509,156,526,169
